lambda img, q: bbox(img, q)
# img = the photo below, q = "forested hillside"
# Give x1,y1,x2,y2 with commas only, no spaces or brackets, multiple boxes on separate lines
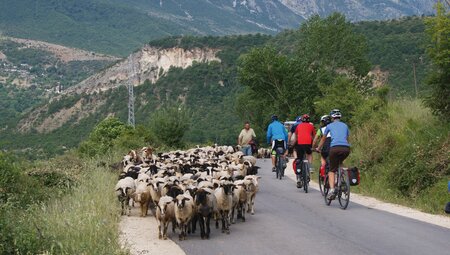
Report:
0,16,436,158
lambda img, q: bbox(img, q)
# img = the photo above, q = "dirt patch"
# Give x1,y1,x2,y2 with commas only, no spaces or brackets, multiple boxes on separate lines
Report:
7,37,121,62
0,51,6,60
119,206,185,255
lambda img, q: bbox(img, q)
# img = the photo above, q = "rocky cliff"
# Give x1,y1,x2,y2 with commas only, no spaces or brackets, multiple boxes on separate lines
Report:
66,46,220,95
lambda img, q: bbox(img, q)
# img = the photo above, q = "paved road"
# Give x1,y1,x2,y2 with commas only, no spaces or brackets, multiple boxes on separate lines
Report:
173,159,450,255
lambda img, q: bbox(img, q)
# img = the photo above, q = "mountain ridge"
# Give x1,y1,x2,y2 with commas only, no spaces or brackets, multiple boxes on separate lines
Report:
0,0,435,56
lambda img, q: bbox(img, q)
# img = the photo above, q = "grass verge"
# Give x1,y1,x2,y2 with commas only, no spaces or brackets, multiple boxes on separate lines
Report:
0,153,127,254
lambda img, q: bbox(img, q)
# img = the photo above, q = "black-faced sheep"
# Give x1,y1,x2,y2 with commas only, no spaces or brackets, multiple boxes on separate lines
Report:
115,177,136,216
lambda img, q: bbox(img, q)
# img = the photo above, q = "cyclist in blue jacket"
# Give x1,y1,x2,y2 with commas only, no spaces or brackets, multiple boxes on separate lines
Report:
266,115,288,172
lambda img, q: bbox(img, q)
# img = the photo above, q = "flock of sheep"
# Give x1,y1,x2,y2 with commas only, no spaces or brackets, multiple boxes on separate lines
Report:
114,145,264,240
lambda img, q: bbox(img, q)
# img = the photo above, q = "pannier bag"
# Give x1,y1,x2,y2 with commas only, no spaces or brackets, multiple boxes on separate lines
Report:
347,167,360,186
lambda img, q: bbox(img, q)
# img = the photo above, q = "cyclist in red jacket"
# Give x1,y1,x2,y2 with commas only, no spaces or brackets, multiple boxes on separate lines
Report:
294,114,316,188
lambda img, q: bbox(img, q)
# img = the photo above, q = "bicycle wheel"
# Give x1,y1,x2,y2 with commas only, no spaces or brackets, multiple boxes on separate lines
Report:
318,171,325,196
323,175,331,206
302,161,309,193
338,170,350,209
276,156,283,180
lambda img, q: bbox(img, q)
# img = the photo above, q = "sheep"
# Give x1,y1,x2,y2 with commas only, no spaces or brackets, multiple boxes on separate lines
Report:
132,182,152,217
214,180,235,234
231,180,248,223
174,193,195,240
244,175,261,215
155,196,176,240
115,177,136,216
194,188,215,239
149,178,165,205
241,155,257,166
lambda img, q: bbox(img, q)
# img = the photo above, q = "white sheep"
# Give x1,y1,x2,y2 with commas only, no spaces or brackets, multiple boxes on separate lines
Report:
174,193,195,240
231,180,248,223
244,175,261,215
132,182,152,217
114,177,136,216
214,180,234,234
155,195,176,240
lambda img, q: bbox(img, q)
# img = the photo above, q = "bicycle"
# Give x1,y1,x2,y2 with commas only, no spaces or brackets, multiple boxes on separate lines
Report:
273,140,286,180
323,163,350,209
295,155,310,193
318,159,328,196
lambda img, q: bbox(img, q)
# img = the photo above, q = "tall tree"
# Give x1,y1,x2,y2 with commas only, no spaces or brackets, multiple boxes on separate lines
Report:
297,13,371,77
423,3,450,119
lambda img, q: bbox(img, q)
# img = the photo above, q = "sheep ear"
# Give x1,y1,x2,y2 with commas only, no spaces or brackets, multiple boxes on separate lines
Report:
256,176,262,180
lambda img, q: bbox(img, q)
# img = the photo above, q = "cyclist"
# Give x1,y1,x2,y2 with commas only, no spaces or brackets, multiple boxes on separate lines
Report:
287,116,302,157
313,115,332,178
317,109,350,200
266,115,288,172
294,114,316,187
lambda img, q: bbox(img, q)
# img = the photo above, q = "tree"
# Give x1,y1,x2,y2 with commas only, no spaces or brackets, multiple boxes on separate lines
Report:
78,117,131,156
150,105,191,149
423,3,450,119
297,13,371,77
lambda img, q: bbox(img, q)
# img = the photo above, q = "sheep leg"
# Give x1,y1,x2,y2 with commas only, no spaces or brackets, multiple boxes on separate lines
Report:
163,221,169,240
205,214,211,239
215,213,219,229
231,207,236,224
220,211,226,233
157,221,162,239
241,203,246,222
199,216,206,239
225,210,231,234
190,215,197,234
143,201,148,217
171,219,177,233
127,198,131,216
121,200,125,215
249,195,255,215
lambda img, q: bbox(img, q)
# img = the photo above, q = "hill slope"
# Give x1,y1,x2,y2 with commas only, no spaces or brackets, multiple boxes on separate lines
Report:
0,17,433,157
0,0,434,56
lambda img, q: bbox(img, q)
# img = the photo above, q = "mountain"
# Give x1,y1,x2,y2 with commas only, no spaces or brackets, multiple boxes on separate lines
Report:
0,36,119,133
0,0,434,56
0,17,431,158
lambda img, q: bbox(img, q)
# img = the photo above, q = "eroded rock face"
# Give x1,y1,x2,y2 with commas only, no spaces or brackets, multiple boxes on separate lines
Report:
67,46,220,95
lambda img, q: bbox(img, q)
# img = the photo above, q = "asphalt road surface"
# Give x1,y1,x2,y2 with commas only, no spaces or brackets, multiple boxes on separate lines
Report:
173,159,450,255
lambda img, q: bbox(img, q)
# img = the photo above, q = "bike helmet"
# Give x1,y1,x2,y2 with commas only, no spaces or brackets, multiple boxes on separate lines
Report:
330,109,342,118
271,114,278,121
320,115,331,125
295,116,302,122
301,114,310,122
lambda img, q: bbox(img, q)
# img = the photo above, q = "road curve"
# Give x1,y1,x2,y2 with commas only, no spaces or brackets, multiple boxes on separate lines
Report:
173,159,450,255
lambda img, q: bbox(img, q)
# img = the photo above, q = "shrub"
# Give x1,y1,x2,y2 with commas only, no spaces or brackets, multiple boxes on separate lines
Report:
149,105,191,149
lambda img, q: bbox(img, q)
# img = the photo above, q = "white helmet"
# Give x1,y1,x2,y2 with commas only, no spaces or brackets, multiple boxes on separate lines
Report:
330,109,342,118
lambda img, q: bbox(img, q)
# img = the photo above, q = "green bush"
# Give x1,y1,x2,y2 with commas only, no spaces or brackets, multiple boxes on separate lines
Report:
149,105,191,149
78,117,132,157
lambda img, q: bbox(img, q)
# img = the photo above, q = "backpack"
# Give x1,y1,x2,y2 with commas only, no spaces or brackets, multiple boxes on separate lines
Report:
347,167,360,186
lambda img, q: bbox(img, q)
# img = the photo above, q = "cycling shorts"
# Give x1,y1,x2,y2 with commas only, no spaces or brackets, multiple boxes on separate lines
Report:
295,144,312,160
329,146,350,173
271,140,286,155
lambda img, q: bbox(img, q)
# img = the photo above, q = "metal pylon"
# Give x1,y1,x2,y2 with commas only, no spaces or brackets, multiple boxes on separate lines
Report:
127,57,138,128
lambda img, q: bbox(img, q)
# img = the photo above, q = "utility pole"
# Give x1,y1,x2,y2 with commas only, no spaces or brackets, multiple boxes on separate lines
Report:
127,57,137,128
412,61,418,98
